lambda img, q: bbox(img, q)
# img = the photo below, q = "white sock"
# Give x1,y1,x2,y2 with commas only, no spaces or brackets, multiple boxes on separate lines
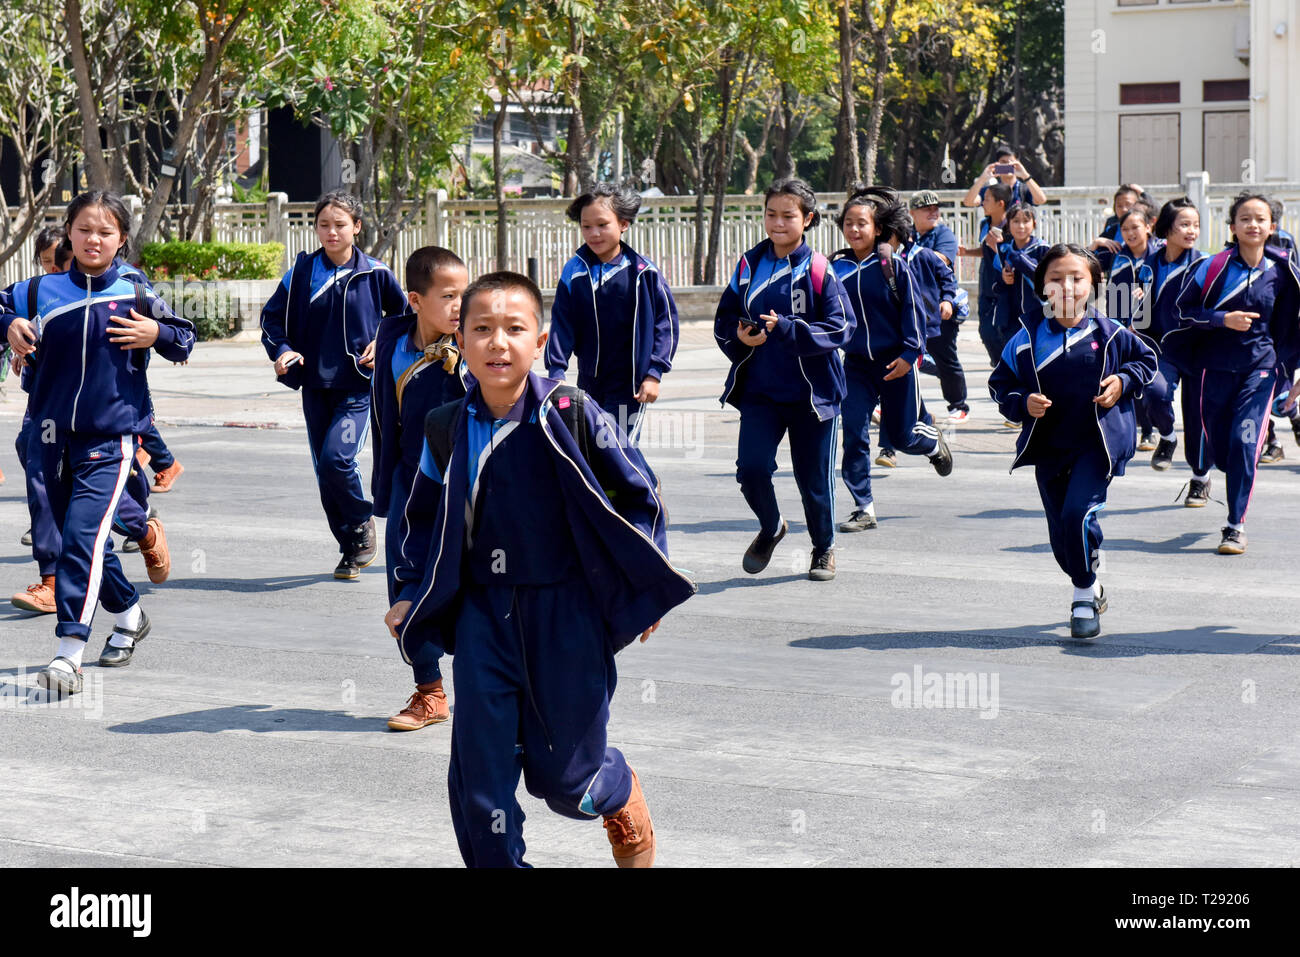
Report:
54,638,85,669
109,604,142,648
1159,432,1175,442
1192,470,1209,479
1228,521,1244,532
860,502,876,517
1072,586,1096,618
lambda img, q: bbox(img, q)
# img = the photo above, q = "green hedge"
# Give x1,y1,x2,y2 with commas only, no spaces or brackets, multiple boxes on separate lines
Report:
139,241,284,281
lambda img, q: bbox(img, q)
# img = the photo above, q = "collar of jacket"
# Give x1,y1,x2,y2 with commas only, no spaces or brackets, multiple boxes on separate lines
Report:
66,261,122,292
464,370,562,425
313,245,368,276
576,241,639,271
753,237,812,268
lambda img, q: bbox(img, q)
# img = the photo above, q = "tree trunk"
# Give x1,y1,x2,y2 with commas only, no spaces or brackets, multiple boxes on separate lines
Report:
65,0,110,191
774,83,796,181
830,0,859,191
860,0,899,187
493,89,508,270
562,17,589,195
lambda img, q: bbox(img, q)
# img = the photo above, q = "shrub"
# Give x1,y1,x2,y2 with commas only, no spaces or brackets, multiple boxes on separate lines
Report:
139,241,284,281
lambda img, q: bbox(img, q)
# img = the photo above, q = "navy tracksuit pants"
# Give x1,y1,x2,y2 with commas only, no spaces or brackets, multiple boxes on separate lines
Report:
448,581,633,868
300,387,373,549
1142,357,1181,438
977,285,1003,366
1034,444,1111,590
921,321,970,413
385,473,442,684
138,417,174,470
1195,366,1275,525
21,415,149,578
841,356,939,508
32,433,141,639
735,399,838,551
580,377,644,446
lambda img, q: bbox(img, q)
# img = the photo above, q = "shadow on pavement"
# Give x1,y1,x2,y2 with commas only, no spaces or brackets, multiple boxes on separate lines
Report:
106,703,391,735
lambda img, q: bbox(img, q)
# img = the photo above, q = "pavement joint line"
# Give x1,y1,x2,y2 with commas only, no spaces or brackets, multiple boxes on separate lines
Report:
0,836,224,867
615,740,993,779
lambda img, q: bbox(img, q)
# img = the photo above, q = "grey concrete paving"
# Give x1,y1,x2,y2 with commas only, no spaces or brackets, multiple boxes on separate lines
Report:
0,324,1298,868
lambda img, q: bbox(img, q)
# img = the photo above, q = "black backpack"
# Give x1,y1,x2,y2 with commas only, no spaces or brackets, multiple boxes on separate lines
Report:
423,383,593,479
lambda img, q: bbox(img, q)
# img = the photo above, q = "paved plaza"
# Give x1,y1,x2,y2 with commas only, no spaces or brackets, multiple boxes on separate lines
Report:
1,324,1298,867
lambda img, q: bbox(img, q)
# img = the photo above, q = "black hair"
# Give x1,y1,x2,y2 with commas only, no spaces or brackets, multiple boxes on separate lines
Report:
1118,207,1151,230
1133,195,1158,222
836,184,911,245
405,245,466,296
1227,190,1275,228
984,182,1013,209
461,270,545,330
1114,184,1142,203
314,190,364,225
1005,202,1037,226
1153,197,1198,240
63,191,132,258
764,177,821,229
1268,196,1286,226
33,225,68,267
1032,243,1103,301
991,143,1016,162
566,183,641,225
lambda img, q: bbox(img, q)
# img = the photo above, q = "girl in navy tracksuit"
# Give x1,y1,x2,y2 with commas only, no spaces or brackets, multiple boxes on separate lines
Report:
715,178,854,581
260,191,407,578
370,246,469,732
998,203,1050,332
1104,207,1163,447
1163,192,1300,555
832,186,953,533
546,184,679,444
0,191,195,692
1135,198,1204,473
989,244,1157,638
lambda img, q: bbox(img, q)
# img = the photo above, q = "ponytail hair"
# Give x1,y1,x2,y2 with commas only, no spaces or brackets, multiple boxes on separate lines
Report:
836,183,912,245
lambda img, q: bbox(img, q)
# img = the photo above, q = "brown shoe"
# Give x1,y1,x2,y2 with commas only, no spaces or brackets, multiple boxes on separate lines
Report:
604,766,655,868
140,517,171,583
151,460,184,493
386,681,450,731
12,575,56,614
135,446,151,469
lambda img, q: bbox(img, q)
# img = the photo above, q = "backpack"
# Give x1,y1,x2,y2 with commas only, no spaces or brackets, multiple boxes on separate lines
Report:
1200,248,1233,306
423,383,593,479
876,243,904,310
22,273,149,369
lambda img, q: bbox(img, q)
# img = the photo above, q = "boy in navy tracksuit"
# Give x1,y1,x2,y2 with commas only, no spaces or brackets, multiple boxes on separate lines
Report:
908,189,969,420
370,246,469,732
997,203,1050,332
715,179,854,580
0,192,194,692
989,243,1157,638
386,272,694,868
1163,193,1300,554
260,191,407,578
1134,198,1204,473
831,186,954,532
546,184,679,444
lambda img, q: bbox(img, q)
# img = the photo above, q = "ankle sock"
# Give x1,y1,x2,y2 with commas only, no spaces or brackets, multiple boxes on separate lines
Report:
54,638,85,669
1072,586,1097,618
1192,470,1209,480
109,604,142,647
1228,522,1244,532
1159,432,1175,442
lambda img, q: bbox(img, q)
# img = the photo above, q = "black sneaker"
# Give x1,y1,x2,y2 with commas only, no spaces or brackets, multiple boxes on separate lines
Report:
1137,431,1157,452
1291,418,1300,448
874,449,897,468
353,518,378,568
1151,438,1178,471
1259,442,1285,464
98,609,151,667
37,657,83,696
808,547,835,581
334,555,360,580
1184,477,1210,508
20,528,32,547
742,520,788,574
838,508,877,532
928,430,953,477
1218,526,1247,555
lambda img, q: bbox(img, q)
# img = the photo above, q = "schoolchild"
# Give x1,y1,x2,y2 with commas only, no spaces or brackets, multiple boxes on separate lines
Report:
988,244,1157,638
546,183,679,444
972,182,1014,366
370,245,469,731
1164,192,1300,553
997,202,1051,337
832,186,954,532
908,189,969,421
0,191,193,691
1135,197,1204,472
385,271,694,867
260,191,407,578
714,178,855,580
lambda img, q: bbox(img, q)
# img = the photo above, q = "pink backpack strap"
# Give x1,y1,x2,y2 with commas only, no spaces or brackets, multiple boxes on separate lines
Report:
810,251,828,296
1201,249,1232,305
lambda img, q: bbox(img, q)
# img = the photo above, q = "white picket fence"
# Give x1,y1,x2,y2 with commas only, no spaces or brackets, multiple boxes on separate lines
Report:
6,178,1300,290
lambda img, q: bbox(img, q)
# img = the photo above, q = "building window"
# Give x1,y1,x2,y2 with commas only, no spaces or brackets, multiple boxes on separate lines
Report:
1204,79,1249,102
1117,0,1157,6
1120,82,1180,105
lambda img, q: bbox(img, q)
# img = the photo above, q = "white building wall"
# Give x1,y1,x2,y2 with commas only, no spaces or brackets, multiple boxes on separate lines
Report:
1064,0,1252,188
1251,0,1300,183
